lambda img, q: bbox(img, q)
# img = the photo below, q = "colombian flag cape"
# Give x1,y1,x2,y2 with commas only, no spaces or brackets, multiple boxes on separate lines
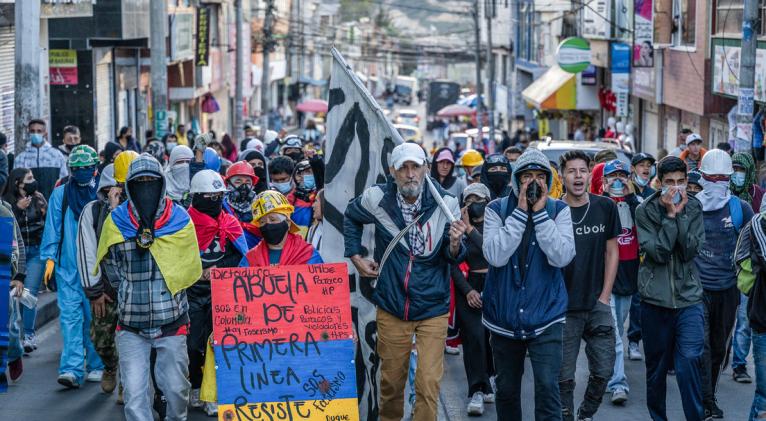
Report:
94,198,202,295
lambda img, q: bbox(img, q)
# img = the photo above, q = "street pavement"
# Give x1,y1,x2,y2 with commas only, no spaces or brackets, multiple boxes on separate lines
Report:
0,317,756,420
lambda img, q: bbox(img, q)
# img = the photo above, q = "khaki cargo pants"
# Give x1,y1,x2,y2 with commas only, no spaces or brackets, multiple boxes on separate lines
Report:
377,308,448,421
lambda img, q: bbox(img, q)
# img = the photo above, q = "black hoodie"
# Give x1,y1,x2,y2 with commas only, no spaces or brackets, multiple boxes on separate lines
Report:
479,154,512,199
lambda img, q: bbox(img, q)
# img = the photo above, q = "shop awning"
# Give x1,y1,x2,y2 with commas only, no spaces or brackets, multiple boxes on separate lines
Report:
521,65,576,110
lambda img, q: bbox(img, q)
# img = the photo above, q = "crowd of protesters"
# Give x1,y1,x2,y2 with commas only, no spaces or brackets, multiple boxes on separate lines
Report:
2,116,766,421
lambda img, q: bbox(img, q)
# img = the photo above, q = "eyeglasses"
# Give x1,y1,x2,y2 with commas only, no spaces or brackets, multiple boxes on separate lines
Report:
485,154,507,164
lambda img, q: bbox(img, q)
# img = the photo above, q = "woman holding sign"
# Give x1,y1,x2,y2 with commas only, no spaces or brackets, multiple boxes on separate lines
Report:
240,190,323,267
187,170,249,416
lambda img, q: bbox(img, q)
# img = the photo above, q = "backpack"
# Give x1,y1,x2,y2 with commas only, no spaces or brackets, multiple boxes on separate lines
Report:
728,195,744,234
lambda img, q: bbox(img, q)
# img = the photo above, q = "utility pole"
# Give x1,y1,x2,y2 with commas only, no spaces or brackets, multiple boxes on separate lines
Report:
297,0,303,85
15,0,41,155
234,0,244,140
150,0,169,138
261,0,275,132
485,0,496,143
736,0,758,154
472,0,484,133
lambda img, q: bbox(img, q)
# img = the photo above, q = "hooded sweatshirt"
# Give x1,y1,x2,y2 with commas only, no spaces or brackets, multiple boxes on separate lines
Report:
430,147,466,197
165,145,193,206
480,154,512,199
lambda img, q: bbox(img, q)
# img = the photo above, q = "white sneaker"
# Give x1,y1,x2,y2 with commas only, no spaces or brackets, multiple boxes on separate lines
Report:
22,334,37,354
190,388,203,408
484,392,495,404
203,401,218,417
611,389,628,405
86,370,103,382
467,392,485,415
445,345,460,355
628,342,643,361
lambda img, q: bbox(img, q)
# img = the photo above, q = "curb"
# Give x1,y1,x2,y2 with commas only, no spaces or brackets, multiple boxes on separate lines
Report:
34,291,59,330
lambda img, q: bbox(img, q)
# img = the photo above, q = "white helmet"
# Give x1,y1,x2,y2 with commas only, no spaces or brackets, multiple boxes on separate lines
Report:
190,169,228,194
699,148,734,176
264,130,279,144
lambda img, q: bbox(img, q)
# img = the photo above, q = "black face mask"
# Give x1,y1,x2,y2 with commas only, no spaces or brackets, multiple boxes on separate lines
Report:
526,181,542,206
286,152,304,162
253,166,268,193
22,180,38,196
130,179,164,228
260,221,289,245
486,172,510,196
192,194,223,218
468,201,487,220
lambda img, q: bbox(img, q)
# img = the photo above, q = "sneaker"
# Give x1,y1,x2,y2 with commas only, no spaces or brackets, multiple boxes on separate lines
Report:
190,388,203,408
153,393,167,420
57,372,80,389
101,369,117,393
22,334,37,354
8,358,22,383
483,392,495,404
490,375,497,394
628,342,643,360
733,366,753,383
467,392,485,416
86,369,103,383
705,401,724,419
116,383,124,405
203,401,218,417
611,389,628,405
445,345,460,355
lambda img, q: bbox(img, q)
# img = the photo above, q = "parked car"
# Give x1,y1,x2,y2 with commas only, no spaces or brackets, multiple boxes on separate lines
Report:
394,124,422,145
529,139,633,167
395,109,420,126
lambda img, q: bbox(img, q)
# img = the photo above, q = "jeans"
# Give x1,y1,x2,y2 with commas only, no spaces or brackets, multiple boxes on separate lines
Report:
642,302,705,421
491,323,563,421
0,296,22,393
627,292,642,344
701,287,739,407
750,331,766,420
608,294,632,393
734,293,753,370
116,330,190,421
559,301,615,421
22,244,44,335
377,309,448,421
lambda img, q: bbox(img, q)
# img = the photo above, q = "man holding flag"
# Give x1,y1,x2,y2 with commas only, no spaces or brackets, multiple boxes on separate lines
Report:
344,142,467,421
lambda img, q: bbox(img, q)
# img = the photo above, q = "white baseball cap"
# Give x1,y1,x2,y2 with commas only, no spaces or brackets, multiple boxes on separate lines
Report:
391,143,427,170
685,133,703,145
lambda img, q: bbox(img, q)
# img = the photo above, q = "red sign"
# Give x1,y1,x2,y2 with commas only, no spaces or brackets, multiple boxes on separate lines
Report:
210,263,353,344
50,67,78,85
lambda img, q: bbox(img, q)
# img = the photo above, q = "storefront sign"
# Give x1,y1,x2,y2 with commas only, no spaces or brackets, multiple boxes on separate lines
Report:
195,7,210,67
49,50,78,85
633,0,654,67
581,65,597,85
556,37,591,73
610,43,631,117
610,42,631,74
582,0,610,39
210,264,359,420
632,67,657,101
170,12,194,61
41,0,94,19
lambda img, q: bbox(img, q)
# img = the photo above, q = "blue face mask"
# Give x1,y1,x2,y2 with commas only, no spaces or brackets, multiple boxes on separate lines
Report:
634,174,649,187
72,167,95,186
609,179,626,197
302,174,316,191
661,186,682,204
731,171,747,188
272,181,292,194
30,133,44,146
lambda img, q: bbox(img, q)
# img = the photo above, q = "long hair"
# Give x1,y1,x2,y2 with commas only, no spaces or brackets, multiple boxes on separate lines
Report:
3,167,31,203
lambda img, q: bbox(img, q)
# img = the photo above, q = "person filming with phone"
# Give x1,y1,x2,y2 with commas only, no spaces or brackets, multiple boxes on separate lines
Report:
482,148,575,420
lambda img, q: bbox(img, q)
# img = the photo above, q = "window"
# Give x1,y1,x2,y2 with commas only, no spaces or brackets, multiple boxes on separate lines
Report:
673,0,696,46
714,0,766,35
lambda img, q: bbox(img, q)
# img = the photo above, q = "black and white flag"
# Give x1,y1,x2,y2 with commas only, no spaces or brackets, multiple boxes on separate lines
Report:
321,47,403,419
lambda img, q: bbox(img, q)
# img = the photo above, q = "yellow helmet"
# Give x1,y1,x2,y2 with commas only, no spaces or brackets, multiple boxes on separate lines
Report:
252,190,300,233
113,150,140,183
459,149,484,167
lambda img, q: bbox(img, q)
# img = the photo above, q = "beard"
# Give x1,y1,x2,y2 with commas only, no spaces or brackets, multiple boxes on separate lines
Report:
397,180,423,199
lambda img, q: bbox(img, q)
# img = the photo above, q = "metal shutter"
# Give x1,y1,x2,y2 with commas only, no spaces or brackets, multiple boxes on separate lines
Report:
0,26,14,149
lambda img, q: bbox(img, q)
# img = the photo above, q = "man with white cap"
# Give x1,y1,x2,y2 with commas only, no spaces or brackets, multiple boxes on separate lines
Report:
344,142,467,421
680,133,708,172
